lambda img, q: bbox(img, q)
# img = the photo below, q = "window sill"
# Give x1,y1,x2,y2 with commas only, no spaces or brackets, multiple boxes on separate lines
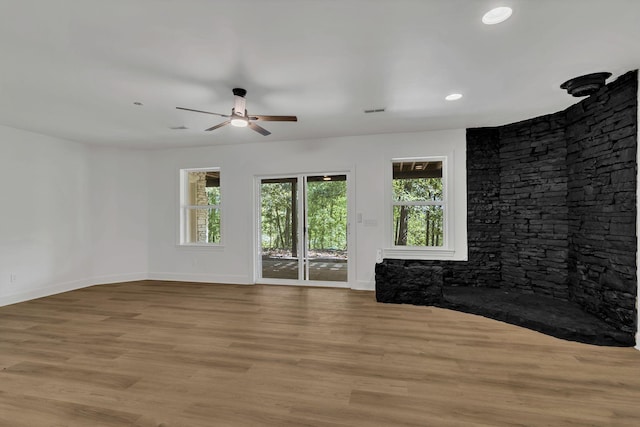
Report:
176,244,225,251
382,247,455,260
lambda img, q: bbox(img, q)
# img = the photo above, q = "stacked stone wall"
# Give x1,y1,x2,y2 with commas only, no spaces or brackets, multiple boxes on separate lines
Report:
376,70,637,336
447,128,501,287
565,71,638,333
498,114,569,298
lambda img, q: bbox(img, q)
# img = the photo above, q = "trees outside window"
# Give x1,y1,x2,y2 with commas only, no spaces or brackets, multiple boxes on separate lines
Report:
260,180,297,257
260,177,347,258
392,159,445,247
306,179,347,254
181,169,221,245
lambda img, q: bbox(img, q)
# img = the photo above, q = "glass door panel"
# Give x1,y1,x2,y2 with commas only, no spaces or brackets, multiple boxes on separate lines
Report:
306,175,348,282
260,178,300,280
258,173,349,284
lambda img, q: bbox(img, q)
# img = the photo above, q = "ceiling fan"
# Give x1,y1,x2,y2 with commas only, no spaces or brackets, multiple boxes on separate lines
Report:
176,88,297,136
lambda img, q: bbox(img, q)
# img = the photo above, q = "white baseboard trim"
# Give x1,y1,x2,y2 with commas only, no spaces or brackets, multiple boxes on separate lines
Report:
352,280,375,291
0,272,149,308
92,272,148,285
147,272,252,285
0,278,91,307
0,273,372,307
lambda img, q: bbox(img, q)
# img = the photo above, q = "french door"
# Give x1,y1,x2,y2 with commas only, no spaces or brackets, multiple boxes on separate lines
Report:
257,173,350,285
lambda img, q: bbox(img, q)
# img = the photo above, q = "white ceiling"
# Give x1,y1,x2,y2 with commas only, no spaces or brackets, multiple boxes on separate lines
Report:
1,0,639,149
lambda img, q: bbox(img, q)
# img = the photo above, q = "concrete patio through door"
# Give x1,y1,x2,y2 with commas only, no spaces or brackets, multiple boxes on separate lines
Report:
261,257,347,282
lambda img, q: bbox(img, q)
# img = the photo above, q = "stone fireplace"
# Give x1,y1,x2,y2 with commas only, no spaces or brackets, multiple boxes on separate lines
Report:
376,70,638,346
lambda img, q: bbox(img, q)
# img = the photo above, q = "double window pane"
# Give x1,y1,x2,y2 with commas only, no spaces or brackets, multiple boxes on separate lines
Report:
260,178,298,279
306,176,348,282
392,160,444,247
185,170,221,244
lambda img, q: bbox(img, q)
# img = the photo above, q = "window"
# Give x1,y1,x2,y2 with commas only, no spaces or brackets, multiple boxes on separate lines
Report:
180,168,221,245
392,158,446,248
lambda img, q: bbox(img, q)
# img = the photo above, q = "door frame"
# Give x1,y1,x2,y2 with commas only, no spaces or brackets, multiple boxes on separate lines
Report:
253,170,355,288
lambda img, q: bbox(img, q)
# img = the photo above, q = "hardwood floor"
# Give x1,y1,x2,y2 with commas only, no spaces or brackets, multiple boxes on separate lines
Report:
1,280,639,426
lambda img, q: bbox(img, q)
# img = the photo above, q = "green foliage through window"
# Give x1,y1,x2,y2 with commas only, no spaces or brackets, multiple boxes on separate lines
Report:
392,160,444,247
260,177,347,256
307,180,347,251
182,169,221,244
261,181,296,254
206,187,221,242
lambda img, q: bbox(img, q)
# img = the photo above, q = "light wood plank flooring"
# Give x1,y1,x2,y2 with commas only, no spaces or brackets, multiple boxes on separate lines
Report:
1,280,639,426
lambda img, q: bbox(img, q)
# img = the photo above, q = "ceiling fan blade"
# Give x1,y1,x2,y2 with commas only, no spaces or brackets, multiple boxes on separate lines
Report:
248,122,271,136
249,115,298,122
205,121,231,131
176,107,229,118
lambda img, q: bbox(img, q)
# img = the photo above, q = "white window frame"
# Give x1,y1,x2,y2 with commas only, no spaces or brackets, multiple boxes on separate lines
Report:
384,156,455,260
179,167,223,247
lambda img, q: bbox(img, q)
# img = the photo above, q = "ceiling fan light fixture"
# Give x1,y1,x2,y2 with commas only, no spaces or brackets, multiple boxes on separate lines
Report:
177,88,296,136
230,117,249,127
482,6,513,25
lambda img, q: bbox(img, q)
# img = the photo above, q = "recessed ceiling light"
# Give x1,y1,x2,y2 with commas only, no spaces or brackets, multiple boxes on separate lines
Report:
445,93,463,101
482,6,513,25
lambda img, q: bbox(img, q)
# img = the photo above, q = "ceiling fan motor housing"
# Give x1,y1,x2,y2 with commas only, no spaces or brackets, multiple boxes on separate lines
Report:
232,88,247,97
232,88,247,117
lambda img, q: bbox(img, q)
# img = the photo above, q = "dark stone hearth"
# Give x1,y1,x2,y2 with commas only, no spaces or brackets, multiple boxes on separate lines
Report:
441,287,633,346
375,261,443,305
376,259,634,346
375,71,637,346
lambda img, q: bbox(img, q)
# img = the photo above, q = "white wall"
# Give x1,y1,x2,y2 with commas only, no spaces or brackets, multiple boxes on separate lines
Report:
147,129,467,290
88,147,149,282
0,125,148,306
0,124,465,303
